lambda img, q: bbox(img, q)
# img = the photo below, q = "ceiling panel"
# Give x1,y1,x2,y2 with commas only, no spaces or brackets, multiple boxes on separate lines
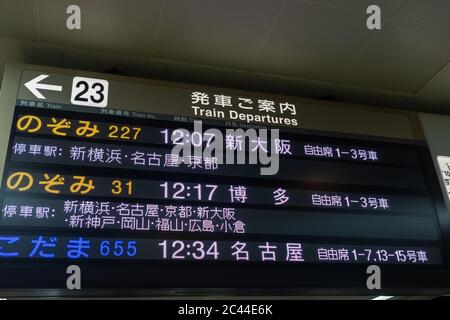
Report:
395,0,450,28
163,61,253,90
0,38,28,79
254,0,371,82
23,44,64,67
289,78,340,100
62,50,167,80
38,0,162,57
154,0,282,69
308,0,402,15
342,19,450,93
0,0,35,40
1,0,450,113
417,61,450,104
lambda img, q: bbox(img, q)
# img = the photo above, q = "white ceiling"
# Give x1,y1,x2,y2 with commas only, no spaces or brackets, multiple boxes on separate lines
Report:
1,0,450,113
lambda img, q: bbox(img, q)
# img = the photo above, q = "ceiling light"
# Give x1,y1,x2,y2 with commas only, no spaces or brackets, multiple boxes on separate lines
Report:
372,296,393,300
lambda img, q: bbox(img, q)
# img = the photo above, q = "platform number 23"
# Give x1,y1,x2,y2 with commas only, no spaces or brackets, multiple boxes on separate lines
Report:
71,76,109,108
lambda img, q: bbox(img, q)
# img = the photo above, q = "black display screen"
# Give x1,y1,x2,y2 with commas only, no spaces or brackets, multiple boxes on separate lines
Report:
1,105,449,293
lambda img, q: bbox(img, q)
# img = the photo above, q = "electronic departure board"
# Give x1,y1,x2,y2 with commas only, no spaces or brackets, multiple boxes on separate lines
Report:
0,66,449,295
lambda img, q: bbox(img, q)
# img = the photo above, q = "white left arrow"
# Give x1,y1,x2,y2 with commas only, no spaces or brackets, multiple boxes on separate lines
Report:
24,74,63,99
